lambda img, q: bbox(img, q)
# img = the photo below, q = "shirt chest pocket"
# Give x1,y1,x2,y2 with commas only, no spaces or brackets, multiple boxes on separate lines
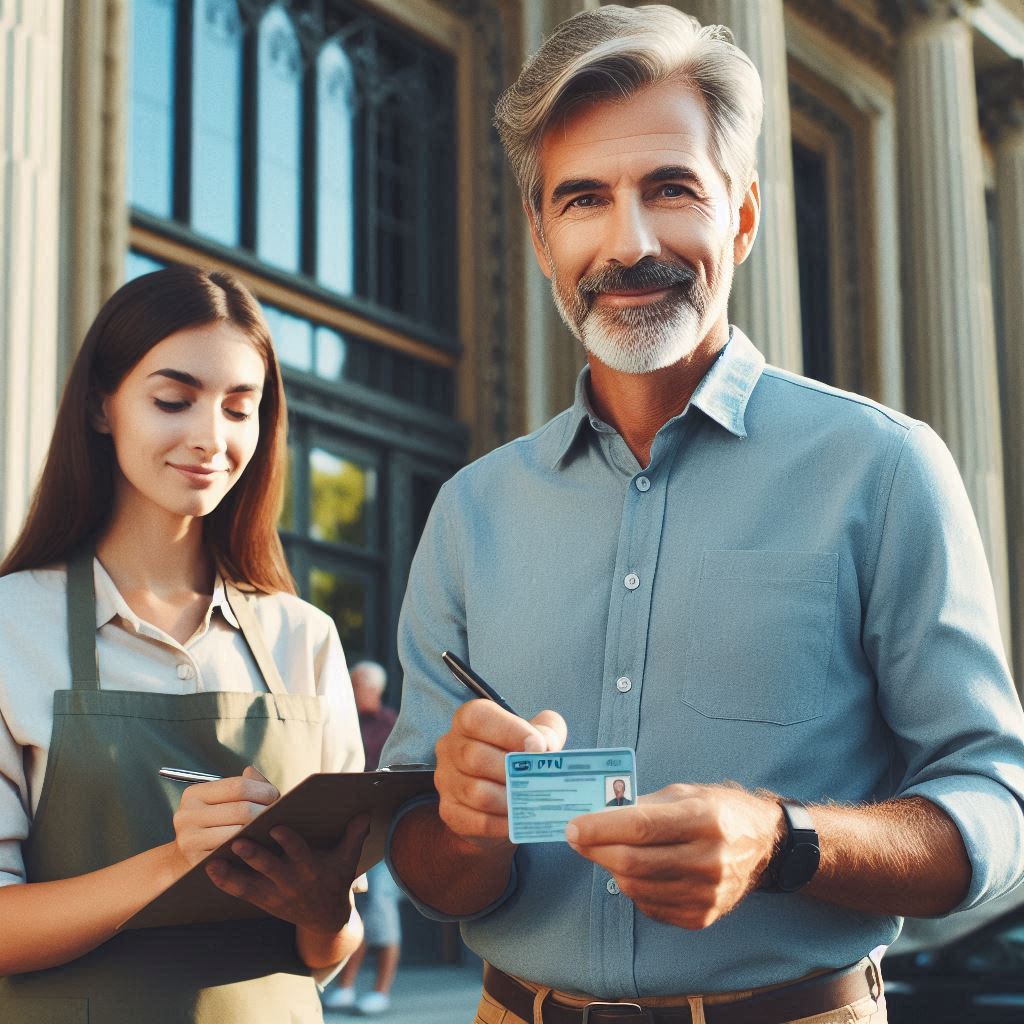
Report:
681,550,839,725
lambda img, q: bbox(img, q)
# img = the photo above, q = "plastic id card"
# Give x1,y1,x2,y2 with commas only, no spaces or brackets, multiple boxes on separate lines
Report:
505,747,638,844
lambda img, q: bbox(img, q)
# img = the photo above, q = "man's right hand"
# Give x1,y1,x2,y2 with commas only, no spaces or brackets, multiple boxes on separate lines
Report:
434,700,567,849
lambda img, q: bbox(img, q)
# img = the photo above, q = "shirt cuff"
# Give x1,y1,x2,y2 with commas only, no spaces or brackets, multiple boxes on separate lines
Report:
384,794,518,923
900,775,1024,913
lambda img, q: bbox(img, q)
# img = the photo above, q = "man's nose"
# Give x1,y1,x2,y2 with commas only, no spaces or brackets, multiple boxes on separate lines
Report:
604,196,661,267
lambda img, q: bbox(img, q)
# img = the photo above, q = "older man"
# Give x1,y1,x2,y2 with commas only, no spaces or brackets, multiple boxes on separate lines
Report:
381,6,1024,1023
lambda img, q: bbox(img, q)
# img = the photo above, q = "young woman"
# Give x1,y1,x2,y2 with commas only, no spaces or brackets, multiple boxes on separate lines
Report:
0,266,366,1023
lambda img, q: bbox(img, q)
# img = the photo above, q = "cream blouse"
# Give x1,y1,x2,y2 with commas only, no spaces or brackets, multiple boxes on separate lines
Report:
0,560,364,887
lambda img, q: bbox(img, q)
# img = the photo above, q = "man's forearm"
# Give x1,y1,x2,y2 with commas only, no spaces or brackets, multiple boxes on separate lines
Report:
804,796,971,917
390,802,516,917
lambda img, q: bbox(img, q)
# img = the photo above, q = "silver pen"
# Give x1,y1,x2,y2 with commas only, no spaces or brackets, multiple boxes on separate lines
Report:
158,767,224,784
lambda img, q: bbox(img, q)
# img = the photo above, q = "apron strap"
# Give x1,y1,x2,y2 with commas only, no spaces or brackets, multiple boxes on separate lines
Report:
66,548,101,691
224,583,288,696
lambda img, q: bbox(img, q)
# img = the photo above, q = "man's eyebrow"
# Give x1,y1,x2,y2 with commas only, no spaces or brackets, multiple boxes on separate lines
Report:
148,369,262,394
549,177,607,207
643,165,706,187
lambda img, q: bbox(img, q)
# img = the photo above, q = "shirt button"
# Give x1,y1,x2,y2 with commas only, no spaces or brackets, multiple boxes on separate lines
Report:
635,476,651,492
615,676,632,693
606,878,620,895
624,573,640,591
176,663,195,680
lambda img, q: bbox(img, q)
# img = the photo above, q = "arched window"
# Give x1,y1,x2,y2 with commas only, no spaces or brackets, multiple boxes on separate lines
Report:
129,0,177,216
191,0,243,245
256,6,303,272
316,41,356,294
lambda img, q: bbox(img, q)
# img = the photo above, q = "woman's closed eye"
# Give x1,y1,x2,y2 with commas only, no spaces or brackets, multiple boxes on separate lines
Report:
153,398,254,421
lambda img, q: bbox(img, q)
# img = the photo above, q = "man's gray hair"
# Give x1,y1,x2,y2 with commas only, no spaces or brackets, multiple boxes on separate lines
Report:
494,4,763,214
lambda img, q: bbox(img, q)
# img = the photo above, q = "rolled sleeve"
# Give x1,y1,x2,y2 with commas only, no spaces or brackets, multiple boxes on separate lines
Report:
383,794,518,923
864,424,1024,909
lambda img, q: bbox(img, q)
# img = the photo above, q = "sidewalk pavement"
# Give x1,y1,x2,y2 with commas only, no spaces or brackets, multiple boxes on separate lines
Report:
322,958,484,1024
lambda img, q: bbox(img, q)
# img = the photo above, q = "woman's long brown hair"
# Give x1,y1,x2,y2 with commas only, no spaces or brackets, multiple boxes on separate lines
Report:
0,266,296,593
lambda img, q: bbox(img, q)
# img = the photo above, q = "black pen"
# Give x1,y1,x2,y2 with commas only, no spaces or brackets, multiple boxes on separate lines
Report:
441,650,521,718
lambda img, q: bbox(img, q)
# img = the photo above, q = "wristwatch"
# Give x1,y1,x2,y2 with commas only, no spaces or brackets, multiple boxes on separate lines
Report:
761,799,820,893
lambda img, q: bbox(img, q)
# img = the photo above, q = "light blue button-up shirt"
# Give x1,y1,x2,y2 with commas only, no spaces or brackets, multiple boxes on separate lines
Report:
382,329,1024,997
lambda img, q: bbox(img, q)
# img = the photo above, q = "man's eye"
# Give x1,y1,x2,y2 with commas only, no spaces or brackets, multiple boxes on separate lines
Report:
154,399,188,412
660,184,694,199
567,195,600,210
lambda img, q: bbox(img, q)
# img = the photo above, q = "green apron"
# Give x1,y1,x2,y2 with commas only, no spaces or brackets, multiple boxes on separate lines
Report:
0,551,330,1023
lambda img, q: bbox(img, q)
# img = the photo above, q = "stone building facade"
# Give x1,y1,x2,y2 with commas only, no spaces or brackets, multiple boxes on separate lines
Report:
2,0,1023,694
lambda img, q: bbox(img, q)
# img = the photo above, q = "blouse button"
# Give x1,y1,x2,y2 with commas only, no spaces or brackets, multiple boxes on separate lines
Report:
176,663,195,680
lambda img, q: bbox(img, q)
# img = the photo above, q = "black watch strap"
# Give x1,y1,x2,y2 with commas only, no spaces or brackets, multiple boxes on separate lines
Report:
762,799,820,893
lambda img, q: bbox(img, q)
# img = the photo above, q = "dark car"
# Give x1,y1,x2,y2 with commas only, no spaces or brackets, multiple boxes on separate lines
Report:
883,903,1024,1023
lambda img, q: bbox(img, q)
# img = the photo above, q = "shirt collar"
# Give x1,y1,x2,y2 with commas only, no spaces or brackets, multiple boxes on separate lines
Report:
688,326,765,439
92,559,240,631
550,327,766,468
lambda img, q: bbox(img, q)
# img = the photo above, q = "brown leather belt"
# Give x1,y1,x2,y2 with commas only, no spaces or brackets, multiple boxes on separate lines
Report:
483,960,880,1024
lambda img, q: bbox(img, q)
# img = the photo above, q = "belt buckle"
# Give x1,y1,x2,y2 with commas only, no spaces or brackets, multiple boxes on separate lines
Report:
580,1002,653,1023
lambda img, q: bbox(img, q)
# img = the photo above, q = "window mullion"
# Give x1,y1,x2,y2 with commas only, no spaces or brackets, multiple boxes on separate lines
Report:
240,19,260,251
302,59,319,279
174,0,196,223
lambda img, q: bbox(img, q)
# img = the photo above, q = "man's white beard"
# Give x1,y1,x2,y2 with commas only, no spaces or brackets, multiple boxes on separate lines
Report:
579,300,703,375
551,280,704,376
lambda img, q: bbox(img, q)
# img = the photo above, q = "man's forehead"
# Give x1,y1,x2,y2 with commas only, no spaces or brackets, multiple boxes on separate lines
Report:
538,82,721,191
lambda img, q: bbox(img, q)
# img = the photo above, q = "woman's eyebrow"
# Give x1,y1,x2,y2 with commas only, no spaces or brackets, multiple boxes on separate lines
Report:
148,369,262,394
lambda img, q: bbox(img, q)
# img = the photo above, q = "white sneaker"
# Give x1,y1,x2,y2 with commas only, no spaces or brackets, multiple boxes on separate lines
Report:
355,991,391,1015
322,986,356,1009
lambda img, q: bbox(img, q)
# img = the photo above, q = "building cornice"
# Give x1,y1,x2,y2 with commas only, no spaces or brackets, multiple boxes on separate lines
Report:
786,0,897,76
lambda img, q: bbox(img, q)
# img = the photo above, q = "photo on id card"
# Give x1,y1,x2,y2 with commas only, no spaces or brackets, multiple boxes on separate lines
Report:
505,747,638,843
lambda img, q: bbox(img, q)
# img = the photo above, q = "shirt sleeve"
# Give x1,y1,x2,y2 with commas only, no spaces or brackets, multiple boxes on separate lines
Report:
380,479,518,922
315,618,364,776
0,704,28,887
863,423,1024,911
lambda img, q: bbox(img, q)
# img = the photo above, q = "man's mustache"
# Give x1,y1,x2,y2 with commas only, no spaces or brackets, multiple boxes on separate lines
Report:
578,259,698,305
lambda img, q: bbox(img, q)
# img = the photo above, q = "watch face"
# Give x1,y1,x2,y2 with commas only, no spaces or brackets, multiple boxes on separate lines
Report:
780,841,821,891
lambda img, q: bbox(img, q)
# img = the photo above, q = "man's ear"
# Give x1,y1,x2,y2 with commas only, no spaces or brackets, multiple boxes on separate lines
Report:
525,201,553,280
90,393,111,434
733,176,761,267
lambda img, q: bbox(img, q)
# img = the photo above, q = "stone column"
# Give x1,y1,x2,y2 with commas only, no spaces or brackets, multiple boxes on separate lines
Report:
520,0,592,432
0,0,65,551
691,0,803,372
61,0,129,364
980,61,1024,690
887,0,1012,656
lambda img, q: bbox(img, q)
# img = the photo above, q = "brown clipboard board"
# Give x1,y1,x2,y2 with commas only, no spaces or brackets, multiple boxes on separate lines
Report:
118,769,435,930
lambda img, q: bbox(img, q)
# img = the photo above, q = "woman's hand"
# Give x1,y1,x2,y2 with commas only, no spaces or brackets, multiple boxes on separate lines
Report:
205,812,371,936
170,766,280,870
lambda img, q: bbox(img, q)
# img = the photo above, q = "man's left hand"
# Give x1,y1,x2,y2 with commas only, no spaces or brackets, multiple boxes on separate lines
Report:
566,783,784,930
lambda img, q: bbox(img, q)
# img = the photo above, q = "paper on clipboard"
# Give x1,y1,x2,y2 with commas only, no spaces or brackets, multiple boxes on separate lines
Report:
119,768,435,931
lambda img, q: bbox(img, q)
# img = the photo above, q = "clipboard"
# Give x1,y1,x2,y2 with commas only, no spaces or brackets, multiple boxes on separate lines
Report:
119,768,435,931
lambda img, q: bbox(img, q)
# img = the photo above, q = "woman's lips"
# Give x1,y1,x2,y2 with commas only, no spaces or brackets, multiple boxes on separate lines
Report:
169,464,225,487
